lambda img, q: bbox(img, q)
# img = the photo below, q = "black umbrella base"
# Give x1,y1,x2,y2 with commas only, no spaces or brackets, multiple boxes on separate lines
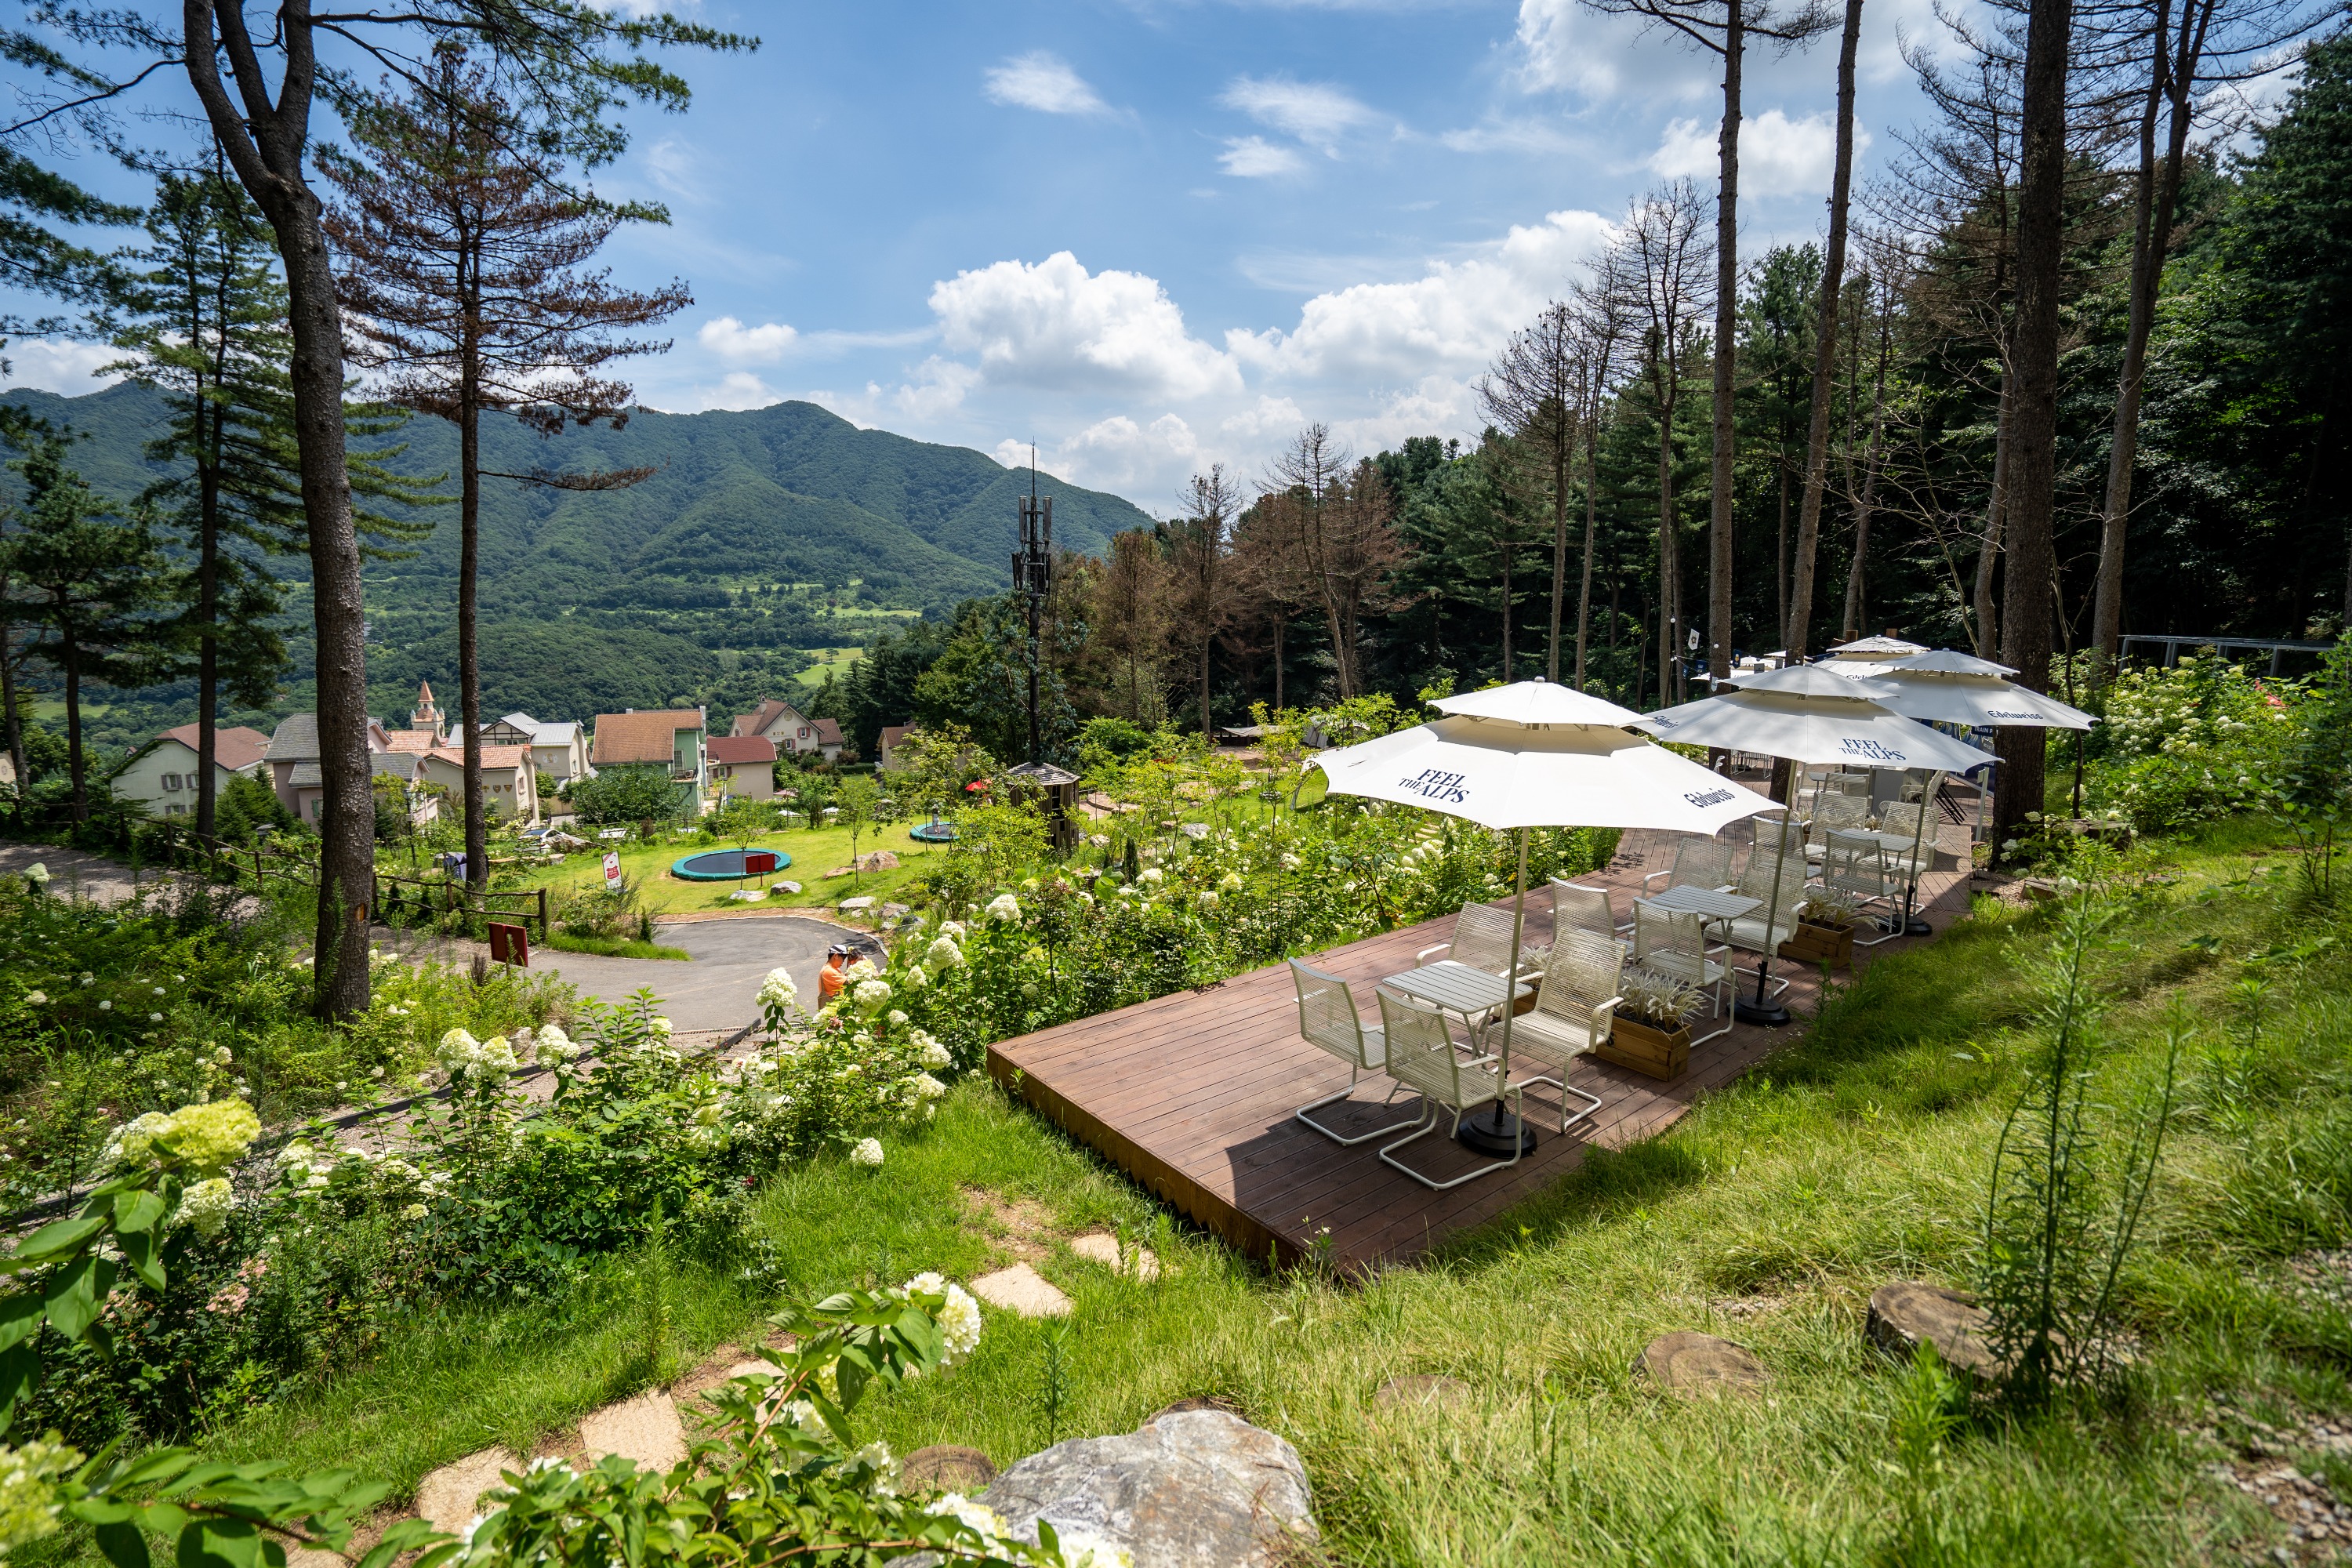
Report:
1457,1103,1537,1157
1878,915,1934,938
1734,996,1791,1028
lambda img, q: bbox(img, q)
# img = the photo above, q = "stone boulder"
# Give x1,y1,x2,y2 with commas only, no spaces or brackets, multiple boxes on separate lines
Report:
982,1409,1316,1567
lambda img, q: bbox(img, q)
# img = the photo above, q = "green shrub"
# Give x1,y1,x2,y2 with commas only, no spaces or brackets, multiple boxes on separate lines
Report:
2085,652,2303,829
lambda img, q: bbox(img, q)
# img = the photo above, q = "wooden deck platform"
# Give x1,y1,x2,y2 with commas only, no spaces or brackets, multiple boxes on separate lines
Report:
989,820,1981,1273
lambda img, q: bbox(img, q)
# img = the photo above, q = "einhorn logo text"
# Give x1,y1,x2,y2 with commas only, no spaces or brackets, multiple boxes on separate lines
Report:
1683,788,1734,808
1399,768,1469,804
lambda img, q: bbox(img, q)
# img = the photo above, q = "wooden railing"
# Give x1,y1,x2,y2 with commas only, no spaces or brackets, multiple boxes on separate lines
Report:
372,873,550,940
136,821,549,939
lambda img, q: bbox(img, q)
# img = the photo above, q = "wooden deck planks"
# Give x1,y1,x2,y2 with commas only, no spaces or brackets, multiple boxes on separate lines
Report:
989,825,1979,1272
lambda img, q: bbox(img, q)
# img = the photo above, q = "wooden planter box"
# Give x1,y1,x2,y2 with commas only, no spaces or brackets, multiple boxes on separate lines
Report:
1778,918,1856,970
1596,1015,1690,1081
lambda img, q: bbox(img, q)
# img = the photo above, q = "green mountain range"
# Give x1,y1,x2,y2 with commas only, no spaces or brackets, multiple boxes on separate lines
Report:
3,383,1153,742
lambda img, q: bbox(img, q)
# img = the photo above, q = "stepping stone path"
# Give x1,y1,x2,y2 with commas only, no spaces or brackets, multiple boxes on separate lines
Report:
579,1389,688,1472
1637,1332,1771,1396
1374,1374,1471,1409
1069,1232,1160,1280
416,1446,517,1534
1867,1280,2004,1377
900,1444,997,1494
971,1262,1073,1317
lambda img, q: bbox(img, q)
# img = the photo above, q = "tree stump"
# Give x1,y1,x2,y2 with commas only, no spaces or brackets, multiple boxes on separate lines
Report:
1635,1332,1770,1396
1867,1281,2004,1377
900,1444,996,1494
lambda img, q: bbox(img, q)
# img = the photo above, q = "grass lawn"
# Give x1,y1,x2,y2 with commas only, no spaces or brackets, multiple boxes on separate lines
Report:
501,821,943,919
176,819,2352,1563
792,648,866,691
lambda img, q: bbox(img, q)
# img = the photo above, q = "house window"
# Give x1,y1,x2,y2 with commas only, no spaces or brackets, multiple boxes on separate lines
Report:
162,772,182,791
798,727,808,739
165,804,186,816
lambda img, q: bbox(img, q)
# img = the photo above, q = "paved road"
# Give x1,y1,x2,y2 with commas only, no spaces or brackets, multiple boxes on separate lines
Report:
376,914,877,1033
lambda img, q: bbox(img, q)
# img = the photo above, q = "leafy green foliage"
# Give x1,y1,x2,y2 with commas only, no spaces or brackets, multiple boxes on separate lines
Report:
2083,652,2303,830
568,764,692,827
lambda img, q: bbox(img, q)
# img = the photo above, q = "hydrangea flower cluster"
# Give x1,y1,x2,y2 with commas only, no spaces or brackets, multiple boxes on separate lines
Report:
437,1028,520,1081
99,1098,260,1178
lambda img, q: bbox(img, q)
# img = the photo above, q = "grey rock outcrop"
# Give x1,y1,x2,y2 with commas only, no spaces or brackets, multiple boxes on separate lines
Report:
983,1409,1316,1566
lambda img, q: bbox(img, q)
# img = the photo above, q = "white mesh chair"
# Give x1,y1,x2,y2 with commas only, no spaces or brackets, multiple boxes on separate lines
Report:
1631,899,1732,1044
1287,960,1420,1146
1751,818,1806,861
1374,989,1525,1189
1823,830,1900,945
1722,848,1808,996
1548,879,1628,948
1416,902,1534,978
1805,792,1869,862
1503,931,1618,1132
1641,836,1739,898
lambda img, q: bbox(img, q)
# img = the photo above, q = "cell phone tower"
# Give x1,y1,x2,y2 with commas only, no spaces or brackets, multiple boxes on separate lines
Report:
1012,445,1053,765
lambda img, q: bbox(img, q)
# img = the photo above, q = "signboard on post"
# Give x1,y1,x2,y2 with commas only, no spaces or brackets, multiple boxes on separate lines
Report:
488,921,530,968
603,851,622,890
744,851,777,878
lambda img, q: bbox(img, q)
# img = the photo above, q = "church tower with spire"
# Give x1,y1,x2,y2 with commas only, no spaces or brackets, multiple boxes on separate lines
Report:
408,681,445,742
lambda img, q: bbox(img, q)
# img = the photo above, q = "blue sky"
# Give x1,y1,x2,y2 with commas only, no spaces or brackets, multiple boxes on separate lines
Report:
8,0,1953,512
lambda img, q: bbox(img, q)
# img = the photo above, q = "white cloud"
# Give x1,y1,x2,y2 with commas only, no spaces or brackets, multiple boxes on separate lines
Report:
926,251,1242,401
984,52,1111,116
1219,136,1307,178
1,338,125,394
1512,0,1717,102
1648,109,1864,198
677,371,780,412
641,138,707,202
1440,117,1579,155
1050,412,1200,490
893,357,982,419
1220,75,1378,152
697,316,800,362
1220,396,1308,439
1228,207,1612,382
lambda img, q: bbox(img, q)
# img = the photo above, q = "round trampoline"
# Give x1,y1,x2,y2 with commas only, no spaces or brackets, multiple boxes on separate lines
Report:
909,820,957,843
671,847,793,882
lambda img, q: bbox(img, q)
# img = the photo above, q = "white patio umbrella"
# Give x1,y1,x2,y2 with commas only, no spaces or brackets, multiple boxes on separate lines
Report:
1308,678,1777,1154
1632,663,1994,1019
1852,648,2096,731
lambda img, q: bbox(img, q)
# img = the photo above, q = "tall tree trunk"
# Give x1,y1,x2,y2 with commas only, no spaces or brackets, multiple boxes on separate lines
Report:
184,2,376,1020
63,626,85,822
1843,289,1896,641
1996,0,2074,845
1974,372,2013,657
1548,441,1568,682
1657,387,1679,706
1272,611,1286,711
1777,463,1789,648
1787,0,1864,661
460,383,486,890
1576,425,1601,689
195,393,223,840
1708,0,1744,682
0,620,24,824
2092,0,2206,680
1501,539,1515,681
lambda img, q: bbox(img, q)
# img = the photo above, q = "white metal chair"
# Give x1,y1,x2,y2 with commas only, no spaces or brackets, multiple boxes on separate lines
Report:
1641,836,1739,898
1751,817,1806,861
1823,830,1900,945
1722,848,1808,995
1374,989,1525,1190
1416,902,1535,978
1631,899,1732,1044
1548,878,1628,948
1287,960,1421,1146
1502,931,1617,1132
1805,792,1869,862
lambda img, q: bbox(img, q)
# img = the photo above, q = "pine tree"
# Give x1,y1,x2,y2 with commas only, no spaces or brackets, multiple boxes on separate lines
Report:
1,429,169,821
325,45,688,889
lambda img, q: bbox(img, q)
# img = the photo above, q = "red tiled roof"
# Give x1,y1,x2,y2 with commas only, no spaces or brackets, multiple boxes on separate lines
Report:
154,723,270,772
423,745,533,770
384,730,439,753
877,724,912,755
732,698,802,737
592,710,704,765
706,735,778,765
812,717,844,746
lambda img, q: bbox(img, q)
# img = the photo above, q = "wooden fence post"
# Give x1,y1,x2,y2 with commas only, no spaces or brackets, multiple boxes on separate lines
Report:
536,887,550,941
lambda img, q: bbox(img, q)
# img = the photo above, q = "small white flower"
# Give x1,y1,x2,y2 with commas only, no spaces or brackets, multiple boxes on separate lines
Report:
985,892,1021,922
22,990,45,1006
148,1012,163,1023
850,1138,884,1167
920,1038,952,1069
97,1000,111,1011
176,1176,234,1236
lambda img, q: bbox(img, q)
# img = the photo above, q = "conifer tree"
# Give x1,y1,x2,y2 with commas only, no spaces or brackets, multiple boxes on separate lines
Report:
325,46,688,888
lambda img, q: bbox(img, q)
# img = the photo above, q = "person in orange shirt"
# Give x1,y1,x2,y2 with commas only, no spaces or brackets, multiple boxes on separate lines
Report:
818,945,853,1008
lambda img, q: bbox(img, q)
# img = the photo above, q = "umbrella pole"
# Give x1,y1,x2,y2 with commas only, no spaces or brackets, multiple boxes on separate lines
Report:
1895,770,1936,938
1733,807,1792,1028
1459,828,1537,1157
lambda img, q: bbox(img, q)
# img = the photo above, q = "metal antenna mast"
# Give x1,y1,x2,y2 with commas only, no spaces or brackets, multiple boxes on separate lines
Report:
1014,443,1053,765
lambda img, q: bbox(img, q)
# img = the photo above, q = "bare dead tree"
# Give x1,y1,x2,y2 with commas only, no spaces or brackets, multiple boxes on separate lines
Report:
1229,490,1316,711
1267,426,1406,701
1480,302,1583,682
1842,234,1910,641
1167,466,1239,739
1570,267,1634,690
1091,528,1173,724
325,47,687,890
1580,0,1836,683
1613,180,1713,705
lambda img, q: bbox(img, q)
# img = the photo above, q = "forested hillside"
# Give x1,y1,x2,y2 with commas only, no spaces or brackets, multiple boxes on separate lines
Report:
0,383,1151,742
